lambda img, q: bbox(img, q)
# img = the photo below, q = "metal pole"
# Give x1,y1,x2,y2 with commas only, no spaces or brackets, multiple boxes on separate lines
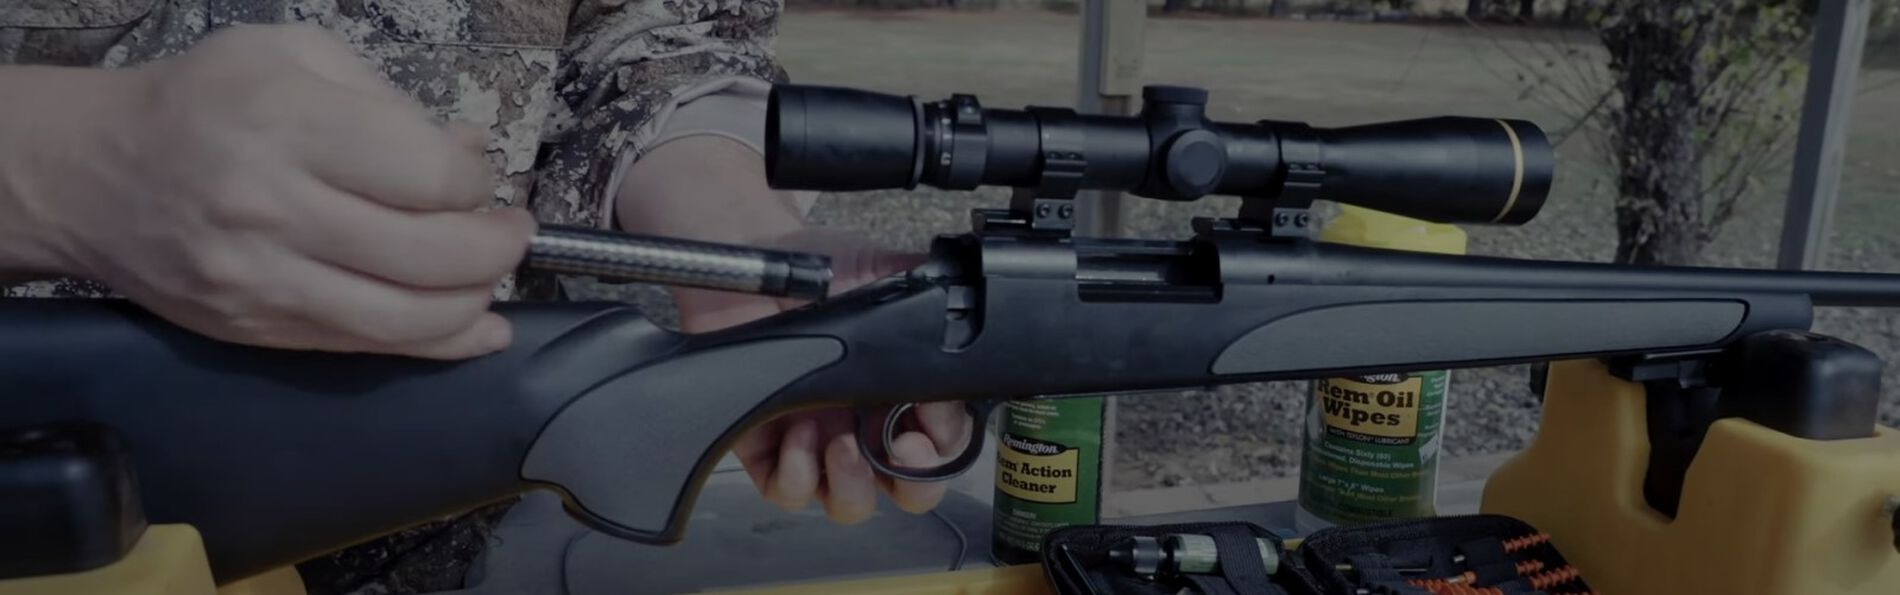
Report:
1777,0,1870,271
1076,0,1107,115
1075,0,1146,238
1075,0,1146,500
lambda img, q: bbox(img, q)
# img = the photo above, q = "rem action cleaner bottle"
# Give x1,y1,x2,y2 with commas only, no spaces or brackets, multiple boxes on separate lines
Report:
1295,205,1467,533
990,397,1106,565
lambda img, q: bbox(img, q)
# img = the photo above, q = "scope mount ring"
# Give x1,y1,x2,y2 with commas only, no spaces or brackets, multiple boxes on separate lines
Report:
855,399,997,482
938,94,989,190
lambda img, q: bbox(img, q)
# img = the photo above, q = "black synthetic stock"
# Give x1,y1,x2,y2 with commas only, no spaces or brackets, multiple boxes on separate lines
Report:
521,336,844,542
0,300,677,581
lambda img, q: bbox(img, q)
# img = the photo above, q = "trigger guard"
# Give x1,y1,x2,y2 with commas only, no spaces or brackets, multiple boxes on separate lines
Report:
855,400,994,483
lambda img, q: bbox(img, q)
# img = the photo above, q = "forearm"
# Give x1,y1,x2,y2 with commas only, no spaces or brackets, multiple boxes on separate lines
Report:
614,135,805,245
0,66,129,278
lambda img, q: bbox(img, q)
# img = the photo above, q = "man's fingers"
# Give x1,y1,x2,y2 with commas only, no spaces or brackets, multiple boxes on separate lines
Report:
840,249,928,289
212,306,506,360
445,123,491,152
880,432,951,514
731,420,786,495
764,416,822,512
289,185,533,289
273,253,499,349
295,86,492,212
386,311,513,360
910,401,973,458
821,433,878,525
272,28,492,212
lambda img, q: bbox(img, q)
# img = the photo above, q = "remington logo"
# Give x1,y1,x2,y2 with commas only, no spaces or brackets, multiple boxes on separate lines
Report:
1002,435,1064,456
1357,373,1405,384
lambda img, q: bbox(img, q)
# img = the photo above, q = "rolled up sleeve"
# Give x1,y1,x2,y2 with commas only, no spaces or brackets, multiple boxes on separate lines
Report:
528,0,787,231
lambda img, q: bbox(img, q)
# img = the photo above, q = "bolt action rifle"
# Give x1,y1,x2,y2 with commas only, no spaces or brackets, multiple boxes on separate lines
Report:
7,84,1900,582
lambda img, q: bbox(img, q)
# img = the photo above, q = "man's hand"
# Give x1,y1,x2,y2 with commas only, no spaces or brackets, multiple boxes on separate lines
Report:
0,25,532,359
618,135,974,524
675,228,973,524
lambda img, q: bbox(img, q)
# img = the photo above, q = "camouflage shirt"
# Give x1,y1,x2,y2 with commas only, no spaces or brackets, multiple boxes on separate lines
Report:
1,1,782,592
0,0,785,301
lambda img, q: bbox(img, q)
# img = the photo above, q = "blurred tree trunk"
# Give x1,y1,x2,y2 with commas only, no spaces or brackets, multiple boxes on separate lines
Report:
1602,13,1705,266
1468,0,1485,18
1596,1,1812,265
1164,0,1189,13
1610,160,1706,265
1269,0,1290,17
1519,0,1535,20
1483,2,1812,266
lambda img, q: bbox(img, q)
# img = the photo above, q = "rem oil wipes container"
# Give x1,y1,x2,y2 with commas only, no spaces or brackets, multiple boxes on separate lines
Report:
1294,205,1467,534
991,397,1106,565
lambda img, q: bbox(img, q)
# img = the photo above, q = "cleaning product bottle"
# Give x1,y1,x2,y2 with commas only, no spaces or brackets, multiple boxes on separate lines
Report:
990,397,1106,565
1294,204,1467,534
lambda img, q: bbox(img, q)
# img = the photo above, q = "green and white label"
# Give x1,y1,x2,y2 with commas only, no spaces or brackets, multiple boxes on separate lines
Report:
1298,371,1448,525
991,397,1103,564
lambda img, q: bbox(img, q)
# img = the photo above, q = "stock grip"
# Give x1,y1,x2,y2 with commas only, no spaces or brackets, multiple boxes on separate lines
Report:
521,336,845,543
0,298,687,581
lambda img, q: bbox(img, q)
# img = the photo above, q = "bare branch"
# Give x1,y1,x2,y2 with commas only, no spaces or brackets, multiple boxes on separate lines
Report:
1551,87,1616,148
1462,14,1617,151
1700,94,1798,199
1462,16,1601,113
1700,103,1800,238
1694,33,1804,154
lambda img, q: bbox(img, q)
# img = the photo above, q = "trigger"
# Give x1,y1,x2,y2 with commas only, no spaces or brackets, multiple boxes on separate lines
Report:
853,401,994,483
853,405,901,475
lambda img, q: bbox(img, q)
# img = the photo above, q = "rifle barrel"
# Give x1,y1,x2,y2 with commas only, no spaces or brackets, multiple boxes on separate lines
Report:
1277,243,1900,308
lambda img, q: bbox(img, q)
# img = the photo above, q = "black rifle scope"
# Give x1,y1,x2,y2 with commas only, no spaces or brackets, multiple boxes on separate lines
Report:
767,84,1555,226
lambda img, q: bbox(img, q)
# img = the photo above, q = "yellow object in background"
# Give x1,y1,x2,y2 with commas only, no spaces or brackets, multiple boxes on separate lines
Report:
1485,359,1900,595
718,564,1053,595
0,525,215,595
0,524,307,595
1318,204,1469,256
216,567,306,595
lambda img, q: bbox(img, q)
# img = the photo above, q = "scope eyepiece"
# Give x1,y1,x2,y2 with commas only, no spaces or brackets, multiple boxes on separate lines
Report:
766,85,924,192
766,83,1554,227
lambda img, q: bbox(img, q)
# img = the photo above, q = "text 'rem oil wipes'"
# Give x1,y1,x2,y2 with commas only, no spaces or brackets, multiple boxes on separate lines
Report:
1295,204,1467,532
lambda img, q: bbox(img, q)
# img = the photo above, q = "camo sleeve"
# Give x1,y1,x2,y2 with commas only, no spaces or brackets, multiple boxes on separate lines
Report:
526,0,785,232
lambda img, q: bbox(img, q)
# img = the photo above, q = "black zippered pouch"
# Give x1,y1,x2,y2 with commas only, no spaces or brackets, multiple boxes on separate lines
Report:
1035,515,1589,595
1291,514,1592,595
1039,522,1293,595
